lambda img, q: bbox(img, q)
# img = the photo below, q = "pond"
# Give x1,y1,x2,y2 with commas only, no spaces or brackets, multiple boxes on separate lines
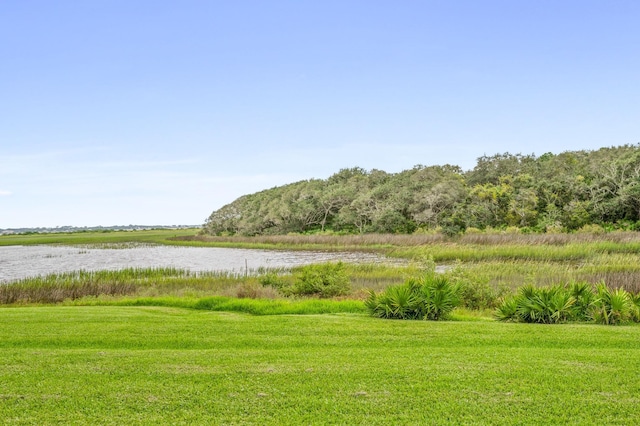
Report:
0,244,395,283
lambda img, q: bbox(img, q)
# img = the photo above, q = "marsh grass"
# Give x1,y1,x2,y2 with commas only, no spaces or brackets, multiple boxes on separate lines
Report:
0,268,269,304
0,229,198,247
453,254,640,295
3,230,640,308
177,232,640,266
0,264,417,305
180,230,640,248
3,258,639,309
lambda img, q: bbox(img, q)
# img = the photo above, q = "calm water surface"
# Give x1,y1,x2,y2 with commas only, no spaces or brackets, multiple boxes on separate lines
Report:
0,245,394,283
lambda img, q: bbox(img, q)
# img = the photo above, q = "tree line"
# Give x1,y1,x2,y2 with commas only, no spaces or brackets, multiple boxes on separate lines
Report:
203,144,640,236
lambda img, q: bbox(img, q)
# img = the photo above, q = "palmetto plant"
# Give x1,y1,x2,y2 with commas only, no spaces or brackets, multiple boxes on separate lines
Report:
514,285,576,324
591,284,632,325
365,275,460,321
568,281,596,321
494,297,519,322
496,284,578,324
630,292,640,322
420,276,460,320
496,281,640,325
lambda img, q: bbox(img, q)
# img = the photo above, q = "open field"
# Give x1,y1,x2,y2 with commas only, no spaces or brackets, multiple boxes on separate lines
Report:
0,228,199,247
2,231,639,423
1,306,639,425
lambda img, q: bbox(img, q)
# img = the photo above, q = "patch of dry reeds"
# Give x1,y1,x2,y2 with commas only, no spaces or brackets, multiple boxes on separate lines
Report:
177,231,640,249
174,233,447,248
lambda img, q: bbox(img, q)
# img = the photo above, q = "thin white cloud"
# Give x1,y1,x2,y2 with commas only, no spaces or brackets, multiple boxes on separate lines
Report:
0,190,12,196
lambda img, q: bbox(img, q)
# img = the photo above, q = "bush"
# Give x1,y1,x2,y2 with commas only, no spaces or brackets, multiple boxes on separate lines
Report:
446,266,504,310
365,282,422,320
365,275,460,321
576,224,606,234
568,281,596,321
591,284,633,325
495,282,640,325
259,272,291,291
289,262,351,298
630,292,640,322
420,276,461,320
495,284,578,324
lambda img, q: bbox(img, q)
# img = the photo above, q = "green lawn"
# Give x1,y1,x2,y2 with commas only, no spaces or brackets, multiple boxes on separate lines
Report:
1,306,639,425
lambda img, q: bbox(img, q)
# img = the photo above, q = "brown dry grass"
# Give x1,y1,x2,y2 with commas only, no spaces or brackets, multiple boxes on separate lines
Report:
178,231,640,248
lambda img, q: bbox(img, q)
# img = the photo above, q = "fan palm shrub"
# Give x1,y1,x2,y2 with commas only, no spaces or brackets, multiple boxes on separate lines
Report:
365,283,421,319
630,292,640,322
568,281,596,321
494,296,518,322
420,276,461,320
497,282,640,325
590,284,632,325
365,275,460,321
496,284,577,324
517,285,576,324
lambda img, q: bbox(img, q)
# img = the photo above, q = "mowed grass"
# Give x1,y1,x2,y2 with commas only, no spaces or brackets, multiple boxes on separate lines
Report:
1,306,639,425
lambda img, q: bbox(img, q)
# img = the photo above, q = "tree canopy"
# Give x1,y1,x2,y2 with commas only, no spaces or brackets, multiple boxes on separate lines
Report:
203,144,640,236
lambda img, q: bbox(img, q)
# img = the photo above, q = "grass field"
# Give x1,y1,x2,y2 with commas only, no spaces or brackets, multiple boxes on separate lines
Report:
0,228,199,247
1,306,639,425
2,231,640,423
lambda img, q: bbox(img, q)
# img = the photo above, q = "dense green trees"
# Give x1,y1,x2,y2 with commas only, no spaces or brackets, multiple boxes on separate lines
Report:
203,144,640,236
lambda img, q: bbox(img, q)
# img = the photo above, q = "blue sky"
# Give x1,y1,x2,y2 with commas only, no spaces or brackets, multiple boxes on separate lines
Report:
1,1,639,228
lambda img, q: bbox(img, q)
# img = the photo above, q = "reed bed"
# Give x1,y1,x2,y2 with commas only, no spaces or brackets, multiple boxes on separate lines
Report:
177,233,640,265
3,230,639,308
0,264,417,305
180,233,447,248
451,254,640,294
181,231,640,248
0,268,272,304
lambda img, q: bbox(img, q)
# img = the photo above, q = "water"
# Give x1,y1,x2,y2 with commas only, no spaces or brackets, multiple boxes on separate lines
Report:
0,245,394,283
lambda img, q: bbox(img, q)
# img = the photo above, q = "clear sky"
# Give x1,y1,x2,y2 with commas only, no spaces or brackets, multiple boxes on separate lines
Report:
1,1,639,228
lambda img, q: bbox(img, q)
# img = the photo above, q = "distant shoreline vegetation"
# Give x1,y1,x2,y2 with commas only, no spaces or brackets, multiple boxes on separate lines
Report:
203,144,640,236
0,225,198,236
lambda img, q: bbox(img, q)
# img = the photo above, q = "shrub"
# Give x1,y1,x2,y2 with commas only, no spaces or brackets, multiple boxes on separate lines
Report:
519,285,576,324
365,283,422,320
420,276,461,320
496,282,640,325
568,281,596,321
496,284,577,324
365,275,460,321
458,280,503,310
630,292,640,322
259,272,291,291
576,224,606,234
447,266,504,310
494,297,519,322
464,227,483,234
590,284,633,325
289,262,351,298
235,282,280,299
